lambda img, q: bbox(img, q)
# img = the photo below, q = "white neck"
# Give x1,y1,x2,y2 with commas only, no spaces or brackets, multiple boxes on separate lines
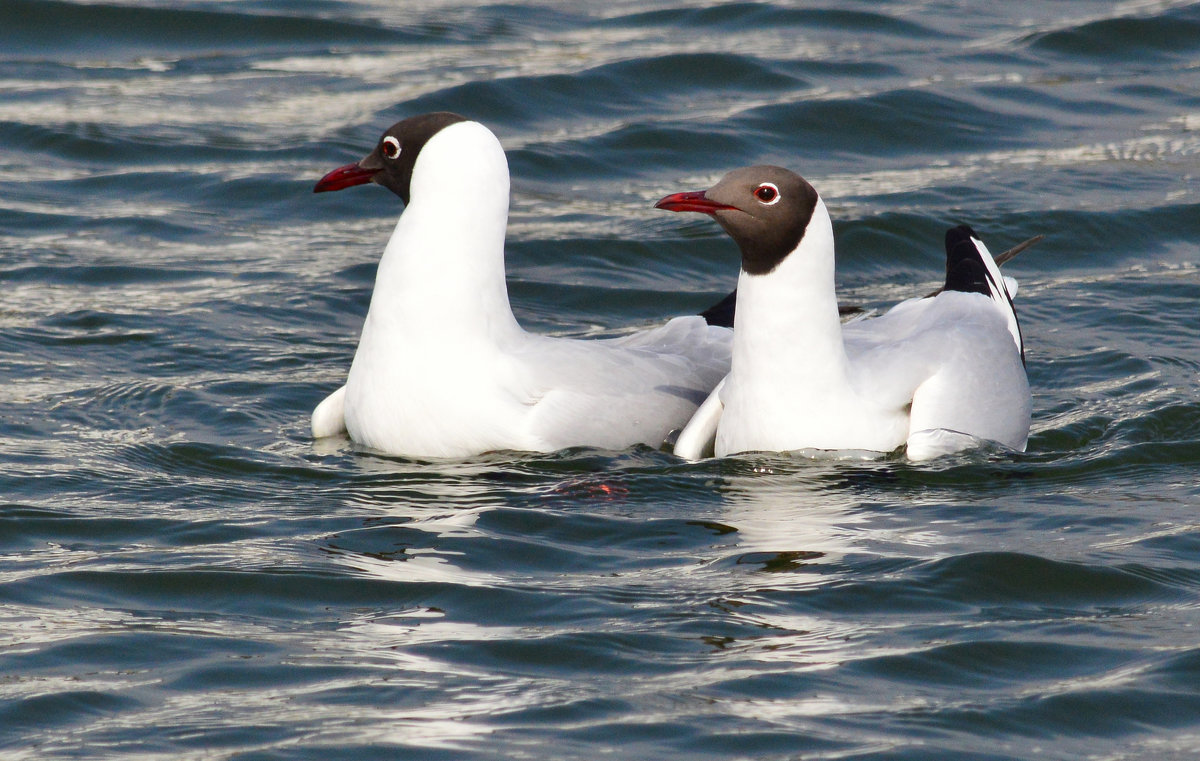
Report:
363,120,522,347
718,196,918,455
730,198,850,393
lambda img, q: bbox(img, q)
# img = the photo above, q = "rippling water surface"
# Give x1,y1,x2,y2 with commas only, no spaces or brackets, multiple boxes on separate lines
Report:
3,1,1200,758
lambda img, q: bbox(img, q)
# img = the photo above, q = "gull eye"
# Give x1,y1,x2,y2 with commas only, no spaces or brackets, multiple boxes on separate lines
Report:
754,182,780,205
381,135,401,160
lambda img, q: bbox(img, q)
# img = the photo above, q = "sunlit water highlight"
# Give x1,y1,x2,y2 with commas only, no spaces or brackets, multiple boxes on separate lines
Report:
2,1,1200,759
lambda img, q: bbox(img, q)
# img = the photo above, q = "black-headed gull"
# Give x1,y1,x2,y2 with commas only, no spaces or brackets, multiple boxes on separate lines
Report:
310,112,731,458
656,165,1031,461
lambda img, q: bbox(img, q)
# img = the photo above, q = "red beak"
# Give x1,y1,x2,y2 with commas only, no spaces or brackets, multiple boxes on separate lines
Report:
314,162,377,193
654,190,735,214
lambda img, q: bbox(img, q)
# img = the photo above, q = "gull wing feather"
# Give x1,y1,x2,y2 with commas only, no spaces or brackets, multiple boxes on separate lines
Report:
672,376,726,460
311,385,348,438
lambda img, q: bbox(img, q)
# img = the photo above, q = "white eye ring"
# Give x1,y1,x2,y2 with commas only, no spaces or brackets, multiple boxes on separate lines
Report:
381,135,401,160
754,182,781,205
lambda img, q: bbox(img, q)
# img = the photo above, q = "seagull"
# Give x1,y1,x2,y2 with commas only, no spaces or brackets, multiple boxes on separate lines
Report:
310,112,731,458
655,165,1031,461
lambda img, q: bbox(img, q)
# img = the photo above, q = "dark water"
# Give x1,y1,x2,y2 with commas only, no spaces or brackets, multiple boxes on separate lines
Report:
3,1,1200,758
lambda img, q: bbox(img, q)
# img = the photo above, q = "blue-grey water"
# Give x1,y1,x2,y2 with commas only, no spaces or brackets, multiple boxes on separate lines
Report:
3,1,1200,759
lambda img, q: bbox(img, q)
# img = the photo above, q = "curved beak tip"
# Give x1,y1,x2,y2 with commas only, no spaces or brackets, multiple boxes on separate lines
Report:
313,162,376,194
654,190,730,215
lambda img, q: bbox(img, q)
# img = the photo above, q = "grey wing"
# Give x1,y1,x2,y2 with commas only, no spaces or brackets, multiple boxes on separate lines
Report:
520,317,732,451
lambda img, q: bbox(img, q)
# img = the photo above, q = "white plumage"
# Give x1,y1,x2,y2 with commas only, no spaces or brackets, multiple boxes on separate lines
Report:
658,167,1030,461
312,115,730,458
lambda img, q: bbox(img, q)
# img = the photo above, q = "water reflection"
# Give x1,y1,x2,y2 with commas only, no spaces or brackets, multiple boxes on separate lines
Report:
712,455,900,566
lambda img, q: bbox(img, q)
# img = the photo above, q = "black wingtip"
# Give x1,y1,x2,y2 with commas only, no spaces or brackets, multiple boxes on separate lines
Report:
699,290,737,328
701,287,863,326
943,225,992,296
942,225,1026,367
945,224,978,246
